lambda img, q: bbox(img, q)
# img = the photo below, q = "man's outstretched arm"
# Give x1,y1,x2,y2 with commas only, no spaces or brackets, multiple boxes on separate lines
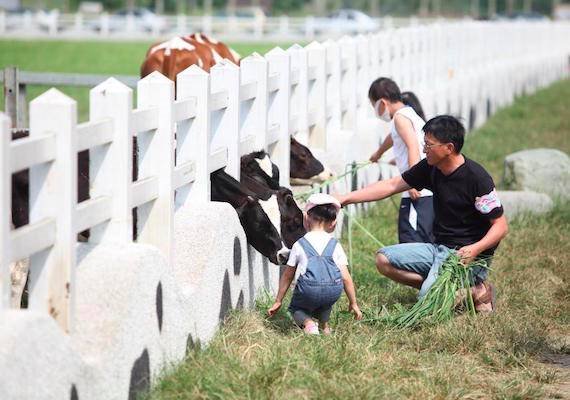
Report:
335,175,411,206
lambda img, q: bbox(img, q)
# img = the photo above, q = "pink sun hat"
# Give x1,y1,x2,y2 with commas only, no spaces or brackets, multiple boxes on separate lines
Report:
305,193,342,213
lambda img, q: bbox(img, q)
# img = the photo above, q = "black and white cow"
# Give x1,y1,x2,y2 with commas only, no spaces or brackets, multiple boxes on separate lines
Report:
240,151,305,249
211,169,291,265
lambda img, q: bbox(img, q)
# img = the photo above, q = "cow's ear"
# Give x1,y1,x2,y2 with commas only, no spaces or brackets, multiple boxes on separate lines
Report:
279,189,297,206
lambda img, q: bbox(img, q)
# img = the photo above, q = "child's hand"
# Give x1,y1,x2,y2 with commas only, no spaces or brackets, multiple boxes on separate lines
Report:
369,150,382,163
267,301,282,317
349,303,362,320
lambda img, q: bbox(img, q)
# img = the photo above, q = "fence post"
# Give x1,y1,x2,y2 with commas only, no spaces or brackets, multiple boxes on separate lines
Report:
3,67,18,129
287,44,308,144
368,32,380,82
74,13,83,32
239,53,268,152
0,114,10,308
176,65,212,205
89,78,134,243
338,36,357,131
305,41,327,149
176,14,186,34
265,47,291,187
28,88,77,332
49,11,58,36
100,13,109,36
210,60,240,180
279,15,289,36
254,13,263,39
355,34,371,121
304,16,315,41
136,71,175,263
202,14,212,35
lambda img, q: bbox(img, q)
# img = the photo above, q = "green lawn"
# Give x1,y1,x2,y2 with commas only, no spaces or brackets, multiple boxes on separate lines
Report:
0,39,295,121
148,80,570,399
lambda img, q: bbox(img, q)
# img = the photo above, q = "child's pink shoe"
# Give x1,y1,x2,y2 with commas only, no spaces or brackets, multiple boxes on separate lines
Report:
303,322,319,335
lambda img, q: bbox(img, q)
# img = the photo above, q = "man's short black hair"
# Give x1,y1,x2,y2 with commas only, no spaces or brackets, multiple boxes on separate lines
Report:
368,77,402,103
423,115,465,153
307,204,338,224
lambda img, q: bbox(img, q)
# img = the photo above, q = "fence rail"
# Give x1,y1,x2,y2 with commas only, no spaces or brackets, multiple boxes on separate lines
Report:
0,11,436,41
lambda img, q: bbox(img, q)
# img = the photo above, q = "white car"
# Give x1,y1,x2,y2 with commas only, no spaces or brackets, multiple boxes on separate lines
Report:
313,9,379,35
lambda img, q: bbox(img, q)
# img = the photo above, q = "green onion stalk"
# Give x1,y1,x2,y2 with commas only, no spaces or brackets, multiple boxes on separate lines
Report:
364,253,490,329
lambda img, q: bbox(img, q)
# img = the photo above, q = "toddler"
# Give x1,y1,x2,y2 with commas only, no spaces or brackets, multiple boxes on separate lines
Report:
268,193,362,334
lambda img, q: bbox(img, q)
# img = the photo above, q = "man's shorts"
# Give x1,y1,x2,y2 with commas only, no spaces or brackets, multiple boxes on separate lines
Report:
378,243,490,298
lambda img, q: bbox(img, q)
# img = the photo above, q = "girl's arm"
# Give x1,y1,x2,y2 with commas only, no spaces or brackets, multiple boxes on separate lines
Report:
339,265,362,320
370,134,393,162
268,266,296,316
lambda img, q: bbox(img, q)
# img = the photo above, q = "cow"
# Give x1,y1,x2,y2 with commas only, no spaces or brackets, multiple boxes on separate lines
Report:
211,169,290,265
140,33,333,185
240,151,305,249
289,137,334,185
140,33,241,80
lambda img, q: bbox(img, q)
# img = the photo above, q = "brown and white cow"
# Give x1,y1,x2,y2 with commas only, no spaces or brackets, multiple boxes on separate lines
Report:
140,33,241,80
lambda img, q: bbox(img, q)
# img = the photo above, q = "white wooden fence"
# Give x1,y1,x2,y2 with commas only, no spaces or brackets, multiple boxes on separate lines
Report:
0,10,426,41
1,20,569,332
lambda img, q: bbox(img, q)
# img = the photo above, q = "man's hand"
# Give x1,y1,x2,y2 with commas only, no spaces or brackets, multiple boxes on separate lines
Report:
349,303,363,320
267,301,282,317
408,188,421,200
332,193,347,207
457,244,482,264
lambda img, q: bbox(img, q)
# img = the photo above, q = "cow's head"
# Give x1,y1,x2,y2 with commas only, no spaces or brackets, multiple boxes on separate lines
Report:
240,151,280,192
211,170,289,265
276,188,305,248
289,137,334,185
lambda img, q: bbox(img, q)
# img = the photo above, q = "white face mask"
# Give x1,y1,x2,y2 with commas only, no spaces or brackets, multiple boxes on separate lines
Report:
374,100,391,122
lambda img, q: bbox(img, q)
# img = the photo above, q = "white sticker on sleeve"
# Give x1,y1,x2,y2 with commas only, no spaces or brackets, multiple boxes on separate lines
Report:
475,188,502,214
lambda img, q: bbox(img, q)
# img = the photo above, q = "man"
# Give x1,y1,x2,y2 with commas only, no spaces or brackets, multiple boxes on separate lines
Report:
336,115,508,312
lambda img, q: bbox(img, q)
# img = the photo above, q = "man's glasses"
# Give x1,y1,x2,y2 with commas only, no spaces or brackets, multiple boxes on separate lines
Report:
423,142,447,150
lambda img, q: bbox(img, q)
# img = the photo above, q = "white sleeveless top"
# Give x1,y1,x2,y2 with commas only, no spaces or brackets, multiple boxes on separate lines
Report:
389,106,432,198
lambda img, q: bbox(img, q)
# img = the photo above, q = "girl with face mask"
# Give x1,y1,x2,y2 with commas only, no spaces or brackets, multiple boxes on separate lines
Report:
368,77,435,244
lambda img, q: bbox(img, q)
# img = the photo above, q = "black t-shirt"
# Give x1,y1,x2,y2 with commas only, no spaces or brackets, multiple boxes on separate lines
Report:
402,157,504,256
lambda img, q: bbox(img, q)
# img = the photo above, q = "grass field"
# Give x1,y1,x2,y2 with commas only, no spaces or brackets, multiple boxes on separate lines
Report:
146,80,570,399
0,39,294,121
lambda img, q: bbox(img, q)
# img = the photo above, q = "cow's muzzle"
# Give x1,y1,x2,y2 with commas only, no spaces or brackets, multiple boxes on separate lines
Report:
277,247,291,265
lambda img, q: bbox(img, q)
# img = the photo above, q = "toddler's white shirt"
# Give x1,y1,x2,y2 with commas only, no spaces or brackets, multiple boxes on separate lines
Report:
287,231,348,281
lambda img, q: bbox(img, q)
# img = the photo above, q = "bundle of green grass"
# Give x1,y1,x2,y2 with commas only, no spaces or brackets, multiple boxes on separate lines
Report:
366,253,489,329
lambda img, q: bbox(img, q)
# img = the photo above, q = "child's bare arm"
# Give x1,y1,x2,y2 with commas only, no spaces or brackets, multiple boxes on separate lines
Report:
268,266,296,316
370,134,393,162
339,265,362,320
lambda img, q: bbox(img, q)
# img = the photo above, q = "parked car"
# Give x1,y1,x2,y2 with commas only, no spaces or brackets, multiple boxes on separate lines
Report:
313,9,379,35
88,7,168,33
